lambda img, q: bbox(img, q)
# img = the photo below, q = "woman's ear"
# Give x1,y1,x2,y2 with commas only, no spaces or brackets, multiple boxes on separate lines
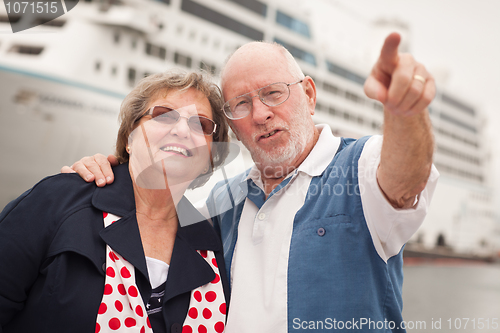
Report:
126,136,133,154
202,164,210,174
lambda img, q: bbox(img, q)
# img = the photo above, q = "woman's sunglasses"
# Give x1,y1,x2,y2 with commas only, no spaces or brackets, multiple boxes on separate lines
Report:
143,105,217,136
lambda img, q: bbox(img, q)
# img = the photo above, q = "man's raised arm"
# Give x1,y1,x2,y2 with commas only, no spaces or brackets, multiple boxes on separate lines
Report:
61,154,118,187
364,32,435,209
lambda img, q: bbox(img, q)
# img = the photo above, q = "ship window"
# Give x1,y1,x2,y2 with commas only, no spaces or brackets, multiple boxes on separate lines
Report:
181,0,264,40
276,10,311,38
159,47,166,60
174,52,192,68
439,112,477,133
227,0,267,17
131,38,137,50
436,127,478,147
274,38,316,66
436,234,446,247
436,145,481,166
128,68,136,87
95,61,101,72
326,60,366,85
114,31,120,44
441,93,475,115
111,66,117,76
346,91,363,105
328,107,338,116
9,45,44,55
436,163,485,182
323,82,340,95
199,61,216,74
145,42,167,60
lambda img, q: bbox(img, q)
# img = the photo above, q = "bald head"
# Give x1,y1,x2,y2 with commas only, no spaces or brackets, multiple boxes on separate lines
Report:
220,42,305,93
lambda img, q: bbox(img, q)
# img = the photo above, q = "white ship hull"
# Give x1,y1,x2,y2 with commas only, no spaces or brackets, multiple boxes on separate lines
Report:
0,66,123,205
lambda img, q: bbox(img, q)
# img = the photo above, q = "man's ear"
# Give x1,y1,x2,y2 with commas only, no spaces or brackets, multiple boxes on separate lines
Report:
303,76,317,115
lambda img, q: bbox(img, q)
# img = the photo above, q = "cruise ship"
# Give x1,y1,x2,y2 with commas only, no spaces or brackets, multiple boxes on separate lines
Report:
0,0,498,257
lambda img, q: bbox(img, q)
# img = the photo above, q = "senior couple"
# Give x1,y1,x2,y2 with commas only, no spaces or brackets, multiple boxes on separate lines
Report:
0,33,438,332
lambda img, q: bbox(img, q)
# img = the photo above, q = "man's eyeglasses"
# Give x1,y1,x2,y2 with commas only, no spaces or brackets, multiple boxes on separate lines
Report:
222,80,303,120
143,106,217,136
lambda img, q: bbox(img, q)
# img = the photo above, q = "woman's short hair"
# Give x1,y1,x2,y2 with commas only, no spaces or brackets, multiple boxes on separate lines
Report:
115,69,230,189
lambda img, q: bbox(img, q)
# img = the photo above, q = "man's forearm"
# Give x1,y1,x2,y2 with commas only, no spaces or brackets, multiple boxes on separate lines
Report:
378,107,434,208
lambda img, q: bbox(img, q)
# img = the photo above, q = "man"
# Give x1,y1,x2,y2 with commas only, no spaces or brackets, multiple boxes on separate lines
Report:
65,33,438,332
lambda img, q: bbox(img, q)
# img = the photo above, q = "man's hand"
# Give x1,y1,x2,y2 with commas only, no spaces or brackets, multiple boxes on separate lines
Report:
365,32,435,209
61,154,118,187
364,32,435,115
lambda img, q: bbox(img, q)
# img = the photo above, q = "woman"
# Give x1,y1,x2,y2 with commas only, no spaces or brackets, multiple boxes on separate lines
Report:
0,71,230,333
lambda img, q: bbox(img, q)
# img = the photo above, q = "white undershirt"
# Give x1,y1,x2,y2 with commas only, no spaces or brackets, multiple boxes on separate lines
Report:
145,256,169,289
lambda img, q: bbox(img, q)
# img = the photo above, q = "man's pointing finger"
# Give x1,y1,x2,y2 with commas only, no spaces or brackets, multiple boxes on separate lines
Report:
378,32,401,75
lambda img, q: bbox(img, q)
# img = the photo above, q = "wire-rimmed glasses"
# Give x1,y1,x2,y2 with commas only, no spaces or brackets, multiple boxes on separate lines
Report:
222,80,303,120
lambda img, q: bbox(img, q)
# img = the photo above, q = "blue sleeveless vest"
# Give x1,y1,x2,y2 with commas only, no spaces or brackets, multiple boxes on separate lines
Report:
208,136,406,332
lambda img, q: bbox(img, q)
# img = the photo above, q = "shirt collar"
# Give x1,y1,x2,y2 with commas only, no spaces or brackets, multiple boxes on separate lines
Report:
246,166,265,189
243,124,341,186
297,124,341,177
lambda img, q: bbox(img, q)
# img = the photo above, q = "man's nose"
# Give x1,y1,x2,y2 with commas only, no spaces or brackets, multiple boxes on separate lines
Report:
251,96,274,124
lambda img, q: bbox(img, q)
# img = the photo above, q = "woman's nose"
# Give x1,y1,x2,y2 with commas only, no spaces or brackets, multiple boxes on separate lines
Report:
169,116,191,138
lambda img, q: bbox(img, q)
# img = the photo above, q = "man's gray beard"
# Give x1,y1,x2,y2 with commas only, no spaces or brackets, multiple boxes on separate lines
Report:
246,122,313,178
236,98,315,178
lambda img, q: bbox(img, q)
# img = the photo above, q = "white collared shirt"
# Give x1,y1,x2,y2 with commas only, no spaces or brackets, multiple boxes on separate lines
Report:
224,124,439,333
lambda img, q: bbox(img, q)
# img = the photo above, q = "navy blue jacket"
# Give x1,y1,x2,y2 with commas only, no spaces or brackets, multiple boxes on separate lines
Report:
0,163,229,333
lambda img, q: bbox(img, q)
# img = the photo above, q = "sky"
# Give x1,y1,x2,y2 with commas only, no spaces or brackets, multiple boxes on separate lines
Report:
308,0,500,128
